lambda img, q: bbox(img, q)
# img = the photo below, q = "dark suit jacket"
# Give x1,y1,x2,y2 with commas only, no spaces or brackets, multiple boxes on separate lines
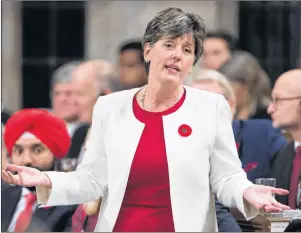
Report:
215,198,242,232
271,142,295,205
233,119,287,183
1,183,77,232
66,123,90,160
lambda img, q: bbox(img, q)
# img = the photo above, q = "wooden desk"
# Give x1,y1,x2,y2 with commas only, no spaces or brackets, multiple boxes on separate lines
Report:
230,209,291,232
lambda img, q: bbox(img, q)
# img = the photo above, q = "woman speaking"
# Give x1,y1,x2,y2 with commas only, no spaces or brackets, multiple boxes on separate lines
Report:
2,7,290,232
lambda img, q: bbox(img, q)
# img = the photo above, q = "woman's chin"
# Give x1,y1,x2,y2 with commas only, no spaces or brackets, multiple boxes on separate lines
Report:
160,74,182,86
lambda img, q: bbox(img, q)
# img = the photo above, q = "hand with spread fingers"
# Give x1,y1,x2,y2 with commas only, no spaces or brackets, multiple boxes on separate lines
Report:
243,185,290,213
1,164,52,188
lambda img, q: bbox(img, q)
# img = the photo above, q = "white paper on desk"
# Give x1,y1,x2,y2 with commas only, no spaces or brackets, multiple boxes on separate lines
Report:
270,221,290,232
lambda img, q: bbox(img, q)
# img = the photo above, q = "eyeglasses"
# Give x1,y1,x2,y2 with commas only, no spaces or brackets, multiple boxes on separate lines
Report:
271,96,301,109
271,96,301,104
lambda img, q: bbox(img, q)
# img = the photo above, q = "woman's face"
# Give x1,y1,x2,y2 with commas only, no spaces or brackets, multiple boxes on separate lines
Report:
144,33,195,86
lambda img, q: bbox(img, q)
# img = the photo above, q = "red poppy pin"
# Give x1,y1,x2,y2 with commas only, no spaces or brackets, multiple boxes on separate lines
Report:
178,124,192,137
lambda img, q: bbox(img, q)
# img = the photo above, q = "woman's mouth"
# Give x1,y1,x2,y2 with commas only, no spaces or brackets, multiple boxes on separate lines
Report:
165,65,180,74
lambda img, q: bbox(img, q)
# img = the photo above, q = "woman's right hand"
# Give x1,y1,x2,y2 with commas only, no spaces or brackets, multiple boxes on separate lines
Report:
1,164,52,188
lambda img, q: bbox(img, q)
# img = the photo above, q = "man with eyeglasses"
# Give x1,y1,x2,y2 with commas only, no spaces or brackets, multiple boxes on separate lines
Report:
268,69,301,209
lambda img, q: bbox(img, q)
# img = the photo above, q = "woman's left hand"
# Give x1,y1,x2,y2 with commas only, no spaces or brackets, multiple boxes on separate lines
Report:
243,185,291,213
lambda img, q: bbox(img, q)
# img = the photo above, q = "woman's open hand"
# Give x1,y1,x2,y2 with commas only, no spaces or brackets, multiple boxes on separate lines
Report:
243,185,290,213
1,164,52,188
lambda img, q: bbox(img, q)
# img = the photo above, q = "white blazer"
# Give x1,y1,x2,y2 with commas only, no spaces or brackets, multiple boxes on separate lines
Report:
37,86,258,232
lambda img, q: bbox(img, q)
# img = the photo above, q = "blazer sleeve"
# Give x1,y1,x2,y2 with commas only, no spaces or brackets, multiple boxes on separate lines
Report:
209,95,259,221
36,97,108,206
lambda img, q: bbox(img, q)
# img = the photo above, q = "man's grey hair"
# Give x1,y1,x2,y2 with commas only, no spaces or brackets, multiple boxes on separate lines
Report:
142,7,206,74
95,69,120,96
76,59,121,96
50,61,81,93
191,69,236,101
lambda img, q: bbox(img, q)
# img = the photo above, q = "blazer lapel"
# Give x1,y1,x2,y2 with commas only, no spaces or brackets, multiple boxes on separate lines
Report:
103,89,145,229
1,184,22,231
163,89,216,231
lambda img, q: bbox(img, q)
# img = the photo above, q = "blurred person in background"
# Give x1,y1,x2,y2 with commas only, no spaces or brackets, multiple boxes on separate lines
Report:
66,59,119,164
50,61,81,136
219,50,272,120
2,124,8,170
268,69,301,209
117,40,148,89
190,69,287,182
71,59,118,124
202,30,239,70
1,108,76,232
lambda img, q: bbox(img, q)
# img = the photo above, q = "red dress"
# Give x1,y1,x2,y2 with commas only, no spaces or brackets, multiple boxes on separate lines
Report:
113,90,186,232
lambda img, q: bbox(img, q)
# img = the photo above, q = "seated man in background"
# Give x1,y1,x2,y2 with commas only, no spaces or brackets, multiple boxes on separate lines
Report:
190,69,287,182
50,61,82,137
2,109,77,232
268,69,301,209
189,69,287,231
65,59,120,165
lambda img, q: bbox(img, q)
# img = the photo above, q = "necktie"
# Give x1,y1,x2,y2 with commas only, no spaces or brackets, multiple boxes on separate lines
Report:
288,146,301,209
71,205,87,232
14,193,37,232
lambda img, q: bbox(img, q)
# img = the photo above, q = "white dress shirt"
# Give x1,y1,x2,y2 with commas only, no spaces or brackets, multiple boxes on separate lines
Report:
67,122,81,137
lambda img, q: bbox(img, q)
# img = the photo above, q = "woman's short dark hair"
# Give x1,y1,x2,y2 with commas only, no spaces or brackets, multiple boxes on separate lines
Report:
142,7,206,74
